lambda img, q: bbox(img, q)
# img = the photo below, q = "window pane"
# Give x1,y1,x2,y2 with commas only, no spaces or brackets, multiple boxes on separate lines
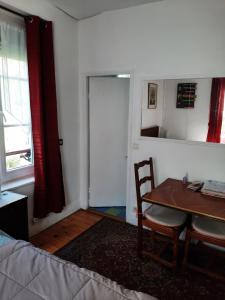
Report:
4,126,32,153
0,18,33,179
1,78,31,126
6,151,32,171
0,58,28,79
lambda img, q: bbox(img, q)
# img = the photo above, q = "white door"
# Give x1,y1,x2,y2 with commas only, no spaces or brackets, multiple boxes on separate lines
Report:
89,77,130,207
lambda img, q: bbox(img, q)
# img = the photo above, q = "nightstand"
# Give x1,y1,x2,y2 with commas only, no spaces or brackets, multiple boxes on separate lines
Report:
0,191,29,241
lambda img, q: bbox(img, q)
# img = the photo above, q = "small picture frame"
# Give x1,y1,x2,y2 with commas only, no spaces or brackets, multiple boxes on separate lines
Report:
148,83,158,109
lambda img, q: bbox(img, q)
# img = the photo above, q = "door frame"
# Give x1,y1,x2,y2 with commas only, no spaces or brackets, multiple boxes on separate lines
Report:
79,71,135,221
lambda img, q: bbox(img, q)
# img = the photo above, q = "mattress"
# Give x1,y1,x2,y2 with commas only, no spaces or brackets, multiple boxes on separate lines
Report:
0,240,156,300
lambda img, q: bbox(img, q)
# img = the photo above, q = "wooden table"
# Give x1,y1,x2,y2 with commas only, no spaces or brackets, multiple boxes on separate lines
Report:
142,178,225,223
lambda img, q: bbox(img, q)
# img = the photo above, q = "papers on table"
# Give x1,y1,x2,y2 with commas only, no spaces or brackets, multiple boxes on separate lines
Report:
201,180,225,198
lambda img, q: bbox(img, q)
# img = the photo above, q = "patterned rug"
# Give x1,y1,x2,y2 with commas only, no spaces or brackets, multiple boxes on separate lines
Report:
55,218,225,300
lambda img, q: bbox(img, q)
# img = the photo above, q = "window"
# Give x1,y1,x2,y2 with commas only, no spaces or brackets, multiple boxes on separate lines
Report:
0,13,33,184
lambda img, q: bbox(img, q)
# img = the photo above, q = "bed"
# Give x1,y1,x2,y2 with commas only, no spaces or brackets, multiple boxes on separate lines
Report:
0,231,156,300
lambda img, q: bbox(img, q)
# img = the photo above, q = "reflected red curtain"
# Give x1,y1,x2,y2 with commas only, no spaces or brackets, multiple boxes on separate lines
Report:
206,78,225,143
25,16,65,218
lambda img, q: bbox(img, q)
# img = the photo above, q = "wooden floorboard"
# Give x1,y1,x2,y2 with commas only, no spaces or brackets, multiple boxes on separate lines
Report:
30,210,103,253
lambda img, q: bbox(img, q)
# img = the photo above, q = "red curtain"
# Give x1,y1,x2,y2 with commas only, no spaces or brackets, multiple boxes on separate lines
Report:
207,78,225,143
25,16,65,218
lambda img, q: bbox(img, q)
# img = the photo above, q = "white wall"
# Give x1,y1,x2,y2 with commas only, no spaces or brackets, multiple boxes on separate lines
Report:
163,78,212,142
78,0,225,225
1,0,80,236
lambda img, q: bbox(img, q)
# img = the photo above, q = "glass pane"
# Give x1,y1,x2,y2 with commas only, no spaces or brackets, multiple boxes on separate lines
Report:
3,59,28,79
6,151,32,171
0,23,28,78
0,58,28,79
4,126,32,153
1,78,31,126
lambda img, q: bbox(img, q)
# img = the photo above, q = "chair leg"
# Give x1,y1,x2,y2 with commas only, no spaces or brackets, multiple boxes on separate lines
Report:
182,229,191,270
172,231,179,270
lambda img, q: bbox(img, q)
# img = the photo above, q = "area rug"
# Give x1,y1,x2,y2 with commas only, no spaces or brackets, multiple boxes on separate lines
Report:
55,218,225,300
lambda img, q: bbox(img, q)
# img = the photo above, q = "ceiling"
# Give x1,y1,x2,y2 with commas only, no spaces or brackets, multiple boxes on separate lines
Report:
47,0,163,20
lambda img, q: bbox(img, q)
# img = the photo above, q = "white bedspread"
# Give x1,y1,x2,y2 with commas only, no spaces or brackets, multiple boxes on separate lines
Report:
0,240,156,300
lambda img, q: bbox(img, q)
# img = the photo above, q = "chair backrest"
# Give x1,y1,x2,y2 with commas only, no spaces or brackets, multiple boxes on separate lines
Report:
134,158,155,212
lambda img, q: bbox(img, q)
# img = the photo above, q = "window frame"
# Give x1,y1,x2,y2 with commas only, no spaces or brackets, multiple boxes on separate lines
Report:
0,12,34,185
0,111,33,184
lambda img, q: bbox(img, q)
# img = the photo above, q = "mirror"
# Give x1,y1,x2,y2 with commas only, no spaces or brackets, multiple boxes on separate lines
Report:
141,78,225,144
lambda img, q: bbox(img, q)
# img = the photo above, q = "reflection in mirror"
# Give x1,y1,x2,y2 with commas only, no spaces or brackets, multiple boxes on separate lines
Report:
141,78,225,144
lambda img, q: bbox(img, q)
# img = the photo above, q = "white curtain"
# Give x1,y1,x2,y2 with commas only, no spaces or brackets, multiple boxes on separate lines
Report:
0,21,30,127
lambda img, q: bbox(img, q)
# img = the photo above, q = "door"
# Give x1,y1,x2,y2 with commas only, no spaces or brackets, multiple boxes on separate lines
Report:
89,77,130,207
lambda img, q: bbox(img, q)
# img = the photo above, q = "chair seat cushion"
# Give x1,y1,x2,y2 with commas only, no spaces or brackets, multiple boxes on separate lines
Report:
144,205,186,227
192,217,225,240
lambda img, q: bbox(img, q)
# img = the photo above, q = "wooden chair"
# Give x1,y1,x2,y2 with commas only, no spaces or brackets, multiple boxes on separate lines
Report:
183,216,225,281
134,158,187,269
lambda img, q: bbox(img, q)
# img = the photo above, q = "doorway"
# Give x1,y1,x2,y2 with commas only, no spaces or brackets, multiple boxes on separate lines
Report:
88,75,130,220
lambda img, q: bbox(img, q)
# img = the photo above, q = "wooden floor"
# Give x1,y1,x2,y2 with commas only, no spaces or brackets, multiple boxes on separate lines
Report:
30,210,103,253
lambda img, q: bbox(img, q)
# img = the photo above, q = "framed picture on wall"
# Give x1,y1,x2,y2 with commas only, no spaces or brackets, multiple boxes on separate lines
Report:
148,83,158,109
